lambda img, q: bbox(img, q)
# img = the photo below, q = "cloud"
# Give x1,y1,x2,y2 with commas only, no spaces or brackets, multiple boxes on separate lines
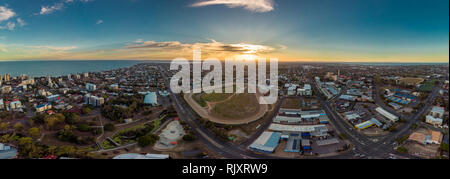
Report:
191,0,274,13
125,39,276,58
0,39,281,61
26,45,77,51
38,0,93,15
39,3,64,15
0,21,15,31
0,6,15,22
96,19,103,24
17,18,26,27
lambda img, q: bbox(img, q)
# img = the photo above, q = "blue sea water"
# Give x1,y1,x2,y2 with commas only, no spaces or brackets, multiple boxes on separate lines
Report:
0,60,145,77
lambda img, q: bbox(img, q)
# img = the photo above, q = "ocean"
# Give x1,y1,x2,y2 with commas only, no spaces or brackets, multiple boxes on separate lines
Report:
0,60,145,77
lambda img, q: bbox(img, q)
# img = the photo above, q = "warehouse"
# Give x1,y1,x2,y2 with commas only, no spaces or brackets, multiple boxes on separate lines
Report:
376,107,399,122
354,118,382,130
249,132,282,153
284,134,301,153
268,124,328,137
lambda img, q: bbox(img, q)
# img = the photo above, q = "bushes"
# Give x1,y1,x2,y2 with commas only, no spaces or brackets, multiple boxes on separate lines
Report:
137,134,159,147
440,143,449,152
183,132,197,142
63,112,80,125
396,146,408,153
28,128,41,138
77,123,92,132
104,123,116,132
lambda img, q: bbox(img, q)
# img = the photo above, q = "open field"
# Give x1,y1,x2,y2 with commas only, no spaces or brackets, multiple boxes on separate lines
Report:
419,79,439,92
193,93,233,107
281,97,302,109
212,93,260,119
184,84,269,125
397,77,424,85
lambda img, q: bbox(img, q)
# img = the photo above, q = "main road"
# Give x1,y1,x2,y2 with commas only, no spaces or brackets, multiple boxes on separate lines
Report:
159,65,442,159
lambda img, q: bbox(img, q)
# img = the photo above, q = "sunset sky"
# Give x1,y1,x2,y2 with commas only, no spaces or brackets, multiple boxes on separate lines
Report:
0,0,448,62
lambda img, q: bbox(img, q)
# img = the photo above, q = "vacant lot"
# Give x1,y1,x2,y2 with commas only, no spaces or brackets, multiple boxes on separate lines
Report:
212,93,260,119
397,78,424,85
194,93,234,107
281,97,301,109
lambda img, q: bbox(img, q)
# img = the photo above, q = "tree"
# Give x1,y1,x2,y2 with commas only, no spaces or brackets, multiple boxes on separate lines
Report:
44,113,66,130
82,107,92,115
137,134,159,147
28,127,40,138
13,123,25,132
183,133,197,141
77,123,91,132
18,137,43,158
64,112,80,125
104,123,116,132
440,143,449,152
0,122,9,131
396,146,408,153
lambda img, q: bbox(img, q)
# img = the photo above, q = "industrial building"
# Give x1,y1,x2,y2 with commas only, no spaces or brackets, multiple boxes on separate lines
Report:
143,92,158,106
249,132,281,153
376,107,399,123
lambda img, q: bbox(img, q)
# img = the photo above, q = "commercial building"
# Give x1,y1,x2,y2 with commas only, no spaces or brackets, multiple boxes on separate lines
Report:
297,84,312,96
339,95,357,101
376,107,399,123
110,84,119,90
389,102,403,110
355,118,382,129
409,130,443,145
143,92,158,106
301,139,311,150
426,115,443,127
36,103,52,113
1,86,12,94
287,86,297,96
46,95,60,102
84,94,104,107
9,100,22,110
268,124,328,137
249,132,281,153
0,143,18,159
430,106,445,119
86,83,97,91
284,134,301,153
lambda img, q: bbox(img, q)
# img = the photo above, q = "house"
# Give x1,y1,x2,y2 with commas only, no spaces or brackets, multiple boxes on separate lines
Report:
426,115,443,127
430,106,445,119
287,86,297,96
9,100,22,110
86,83,97,91
36,103,52,113
0,99,4,109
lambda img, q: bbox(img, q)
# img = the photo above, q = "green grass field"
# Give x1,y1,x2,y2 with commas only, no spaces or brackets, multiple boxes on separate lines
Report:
419,79,439,92
194,93,234,107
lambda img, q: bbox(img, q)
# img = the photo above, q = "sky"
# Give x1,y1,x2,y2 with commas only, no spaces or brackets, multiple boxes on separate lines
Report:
0,0,448,62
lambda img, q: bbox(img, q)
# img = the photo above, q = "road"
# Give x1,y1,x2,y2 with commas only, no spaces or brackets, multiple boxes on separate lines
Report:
159,65,443,159
317,79,443,158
